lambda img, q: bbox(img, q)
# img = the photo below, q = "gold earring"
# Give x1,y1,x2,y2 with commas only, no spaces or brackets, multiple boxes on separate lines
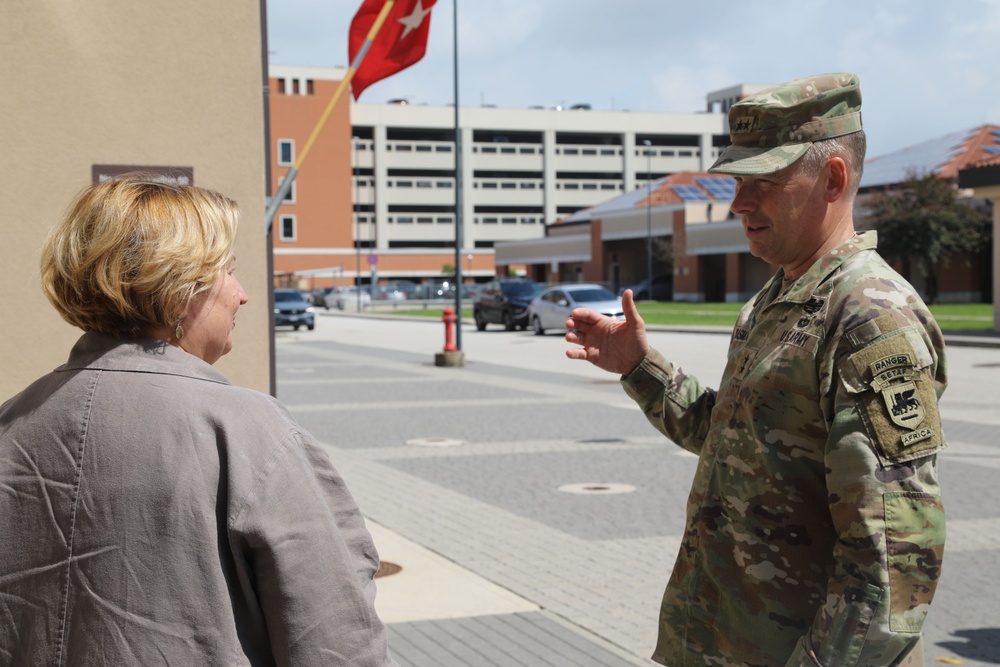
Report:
174,323,184,340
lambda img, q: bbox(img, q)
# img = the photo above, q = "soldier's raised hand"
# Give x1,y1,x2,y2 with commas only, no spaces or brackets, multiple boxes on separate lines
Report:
565,289,649,376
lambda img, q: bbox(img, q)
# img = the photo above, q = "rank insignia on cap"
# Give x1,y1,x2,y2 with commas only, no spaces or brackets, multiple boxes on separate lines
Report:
731,117,757,134
882,380,925,430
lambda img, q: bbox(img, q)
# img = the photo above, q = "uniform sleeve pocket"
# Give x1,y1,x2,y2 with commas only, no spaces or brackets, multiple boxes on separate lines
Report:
807,573,880,666
884,491,945,633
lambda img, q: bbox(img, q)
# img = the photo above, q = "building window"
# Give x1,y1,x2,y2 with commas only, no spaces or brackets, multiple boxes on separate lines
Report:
306,79,315,95
435,145,453,152
395,144,412,152
291,79,300,95
276,78,286,94
397,216,414,223
502,217,516,224
501,182,516,189
416,181,432,188
436,181,453,188
278,140,294,166
417,216,433,223
278,177,296,203
519,147,535,154
279,215,296,241
416,145,432,152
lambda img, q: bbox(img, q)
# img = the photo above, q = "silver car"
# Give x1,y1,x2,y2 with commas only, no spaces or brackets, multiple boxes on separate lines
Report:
528,284,623,335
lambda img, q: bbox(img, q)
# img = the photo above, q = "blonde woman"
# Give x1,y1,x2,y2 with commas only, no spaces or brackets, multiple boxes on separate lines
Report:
0,175,397,666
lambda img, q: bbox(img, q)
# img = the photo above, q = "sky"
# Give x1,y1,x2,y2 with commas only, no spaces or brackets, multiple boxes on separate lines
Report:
266,0,1000,159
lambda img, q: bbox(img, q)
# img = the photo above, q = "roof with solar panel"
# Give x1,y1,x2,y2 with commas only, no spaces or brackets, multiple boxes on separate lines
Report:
861,124,1000,190
560,172,737,224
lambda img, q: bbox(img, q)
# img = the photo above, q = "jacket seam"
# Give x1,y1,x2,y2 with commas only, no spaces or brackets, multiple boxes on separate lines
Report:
55,369,101,667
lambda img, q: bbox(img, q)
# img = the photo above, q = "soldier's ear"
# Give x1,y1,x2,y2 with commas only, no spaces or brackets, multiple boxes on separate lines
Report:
824,156,849,203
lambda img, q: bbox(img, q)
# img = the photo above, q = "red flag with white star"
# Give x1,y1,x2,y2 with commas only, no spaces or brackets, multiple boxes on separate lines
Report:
348,0,437,100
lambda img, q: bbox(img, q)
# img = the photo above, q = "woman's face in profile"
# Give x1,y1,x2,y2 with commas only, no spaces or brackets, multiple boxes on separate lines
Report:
179,255,248,364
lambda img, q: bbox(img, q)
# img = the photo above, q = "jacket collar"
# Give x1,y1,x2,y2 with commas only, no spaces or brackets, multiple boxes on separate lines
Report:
755,230,877,307
58,331,230,385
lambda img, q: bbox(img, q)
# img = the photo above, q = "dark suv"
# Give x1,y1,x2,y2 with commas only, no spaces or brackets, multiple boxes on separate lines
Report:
473,278,543,331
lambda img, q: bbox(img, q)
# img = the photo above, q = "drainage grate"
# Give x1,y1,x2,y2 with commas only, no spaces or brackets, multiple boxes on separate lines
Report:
405,437,464,447
557,483,636,495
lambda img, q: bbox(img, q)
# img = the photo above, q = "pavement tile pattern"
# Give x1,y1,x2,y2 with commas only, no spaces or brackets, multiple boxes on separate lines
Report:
275,320,1000,666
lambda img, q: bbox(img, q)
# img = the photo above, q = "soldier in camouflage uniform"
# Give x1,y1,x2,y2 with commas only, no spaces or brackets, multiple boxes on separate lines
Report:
566,73,946,666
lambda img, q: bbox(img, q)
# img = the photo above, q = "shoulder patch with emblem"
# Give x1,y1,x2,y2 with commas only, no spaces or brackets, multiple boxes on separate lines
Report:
848,335,943,465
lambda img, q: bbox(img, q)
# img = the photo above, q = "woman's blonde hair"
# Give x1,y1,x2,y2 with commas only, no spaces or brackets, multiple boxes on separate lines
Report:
40,174,241,337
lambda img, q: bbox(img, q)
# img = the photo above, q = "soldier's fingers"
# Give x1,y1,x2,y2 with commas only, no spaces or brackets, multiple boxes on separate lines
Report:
621,290,641,324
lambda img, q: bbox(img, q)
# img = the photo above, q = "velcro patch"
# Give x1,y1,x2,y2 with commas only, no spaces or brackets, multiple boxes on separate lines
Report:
848,336,943,465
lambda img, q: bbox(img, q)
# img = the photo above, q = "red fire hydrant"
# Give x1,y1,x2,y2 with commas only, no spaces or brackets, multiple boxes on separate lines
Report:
442,308,457,352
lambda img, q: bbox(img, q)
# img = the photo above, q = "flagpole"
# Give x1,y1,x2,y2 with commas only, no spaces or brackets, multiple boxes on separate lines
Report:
265,0,397,234
451,0,463,352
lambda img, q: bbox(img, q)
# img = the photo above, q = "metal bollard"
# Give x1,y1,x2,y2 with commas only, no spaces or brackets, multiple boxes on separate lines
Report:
442,307,457,352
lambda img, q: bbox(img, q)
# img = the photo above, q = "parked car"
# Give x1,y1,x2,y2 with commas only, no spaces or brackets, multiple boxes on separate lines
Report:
413,279,455,300
473,278,544,331
381,280,419,300
335,287,373,310
620,274,673,301
273,288,315,330
311,287,337,310
529,284,623,335
296,288,315,305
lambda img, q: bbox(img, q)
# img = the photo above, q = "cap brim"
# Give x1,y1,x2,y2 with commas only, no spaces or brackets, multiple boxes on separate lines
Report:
708,143,810,175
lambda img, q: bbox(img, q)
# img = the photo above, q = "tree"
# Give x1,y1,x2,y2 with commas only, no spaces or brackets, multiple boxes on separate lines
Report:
866,174,992,304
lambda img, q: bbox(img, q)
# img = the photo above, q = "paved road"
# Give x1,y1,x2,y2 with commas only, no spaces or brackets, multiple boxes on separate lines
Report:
273,312,1000,666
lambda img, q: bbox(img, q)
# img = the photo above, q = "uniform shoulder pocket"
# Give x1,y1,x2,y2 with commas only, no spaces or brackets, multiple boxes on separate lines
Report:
840,328,944,465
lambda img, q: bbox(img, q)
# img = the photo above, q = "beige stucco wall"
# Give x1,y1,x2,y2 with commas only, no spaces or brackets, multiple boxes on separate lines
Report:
0,1,271,399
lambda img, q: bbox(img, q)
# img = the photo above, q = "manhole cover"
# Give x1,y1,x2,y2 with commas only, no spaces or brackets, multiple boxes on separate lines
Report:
558,483,636,495
406,437,464,447
375,561,402,578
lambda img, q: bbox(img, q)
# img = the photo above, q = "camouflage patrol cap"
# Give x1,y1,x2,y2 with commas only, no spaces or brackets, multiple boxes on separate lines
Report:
708,72,862,175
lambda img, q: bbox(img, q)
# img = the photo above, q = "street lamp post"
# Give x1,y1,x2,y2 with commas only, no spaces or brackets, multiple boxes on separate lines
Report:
353,136,361,312
644,139,653,297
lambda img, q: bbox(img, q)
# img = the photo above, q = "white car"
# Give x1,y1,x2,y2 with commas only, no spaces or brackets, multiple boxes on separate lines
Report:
335,287,373,311
528,284,623,335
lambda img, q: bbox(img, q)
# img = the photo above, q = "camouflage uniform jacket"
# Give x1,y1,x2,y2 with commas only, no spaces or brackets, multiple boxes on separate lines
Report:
622,232,946,666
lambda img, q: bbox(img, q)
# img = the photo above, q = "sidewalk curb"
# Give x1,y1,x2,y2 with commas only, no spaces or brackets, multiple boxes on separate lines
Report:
320,310,1000,348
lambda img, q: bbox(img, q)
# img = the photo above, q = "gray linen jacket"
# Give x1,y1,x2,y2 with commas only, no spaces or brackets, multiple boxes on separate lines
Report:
0,332,397,666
